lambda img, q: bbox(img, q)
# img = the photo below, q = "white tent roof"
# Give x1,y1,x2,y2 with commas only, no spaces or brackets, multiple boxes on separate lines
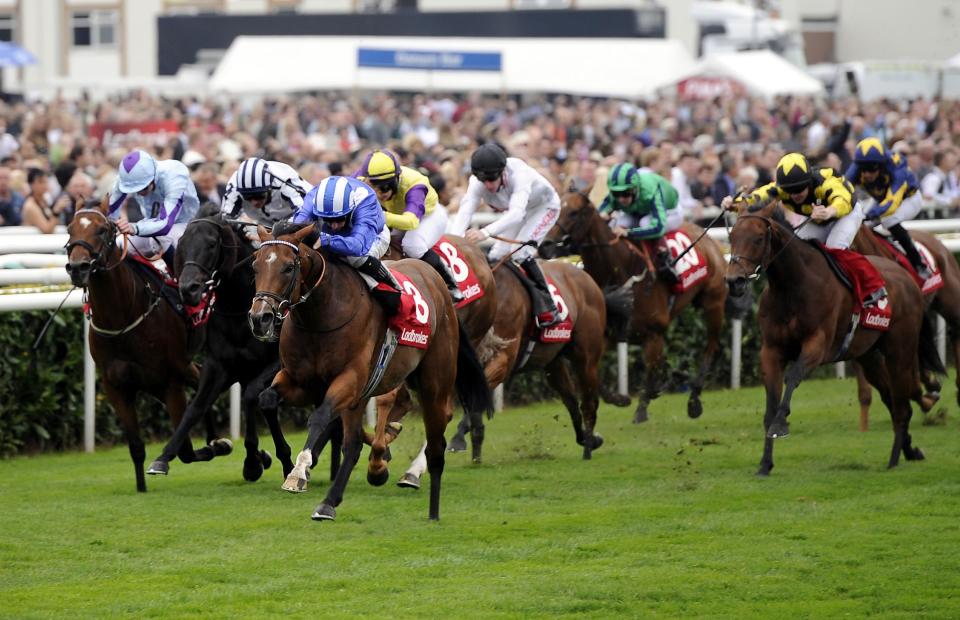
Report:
694,50,824,98
209,36,698,99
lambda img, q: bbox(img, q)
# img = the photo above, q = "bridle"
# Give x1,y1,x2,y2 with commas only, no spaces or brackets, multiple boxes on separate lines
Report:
64,208,127,272
728,213,810,280
251,239,327,330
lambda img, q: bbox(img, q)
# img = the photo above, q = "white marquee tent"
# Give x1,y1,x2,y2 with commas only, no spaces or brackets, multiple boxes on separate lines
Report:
209,35,699,99
691,50,825,99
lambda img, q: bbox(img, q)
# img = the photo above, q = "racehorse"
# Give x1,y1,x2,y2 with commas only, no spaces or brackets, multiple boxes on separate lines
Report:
145,204,342,482
850,225,960,429
65,199,230,492
445,256,608,466
248,223,492,521
378,235,498,476
540,188,728,423
725,207,944,474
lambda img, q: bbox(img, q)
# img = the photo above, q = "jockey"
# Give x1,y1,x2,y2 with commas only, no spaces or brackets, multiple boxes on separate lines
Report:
290,175,402,314
845,138,932,280
452,143,560,328
723,153,883,306
108,149,200,275
598,164,684,284
221,157,311,240
354,149,463,302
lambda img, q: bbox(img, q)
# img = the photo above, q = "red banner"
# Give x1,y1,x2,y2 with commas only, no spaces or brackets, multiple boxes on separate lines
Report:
677,77,745,100
88,121,180,143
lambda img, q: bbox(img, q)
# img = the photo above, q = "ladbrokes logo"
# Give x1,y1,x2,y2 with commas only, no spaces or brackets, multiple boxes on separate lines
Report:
863,312,891,329
461,283,482,298
682,266,708,287
400,328,429,345
541,326,572,340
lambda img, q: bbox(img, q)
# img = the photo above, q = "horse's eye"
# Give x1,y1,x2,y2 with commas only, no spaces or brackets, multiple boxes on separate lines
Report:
282,263,294,274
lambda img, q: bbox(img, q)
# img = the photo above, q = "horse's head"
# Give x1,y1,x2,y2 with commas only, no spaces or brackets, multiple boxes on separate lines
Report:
65,198,117,287
248,222,318,341
725,213,775,298
176,204,234,306
540,187,599,259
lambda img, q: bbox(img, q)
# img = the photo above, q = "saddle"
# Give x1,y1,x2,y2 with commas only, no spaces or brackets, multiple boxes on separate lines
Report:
126,255,214,327
808,241,886,313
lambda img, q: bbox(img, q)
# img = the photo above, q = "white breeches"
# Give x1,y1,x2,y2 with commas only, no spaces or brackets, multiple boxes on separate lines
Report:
487,201,561,262
400,207,448,258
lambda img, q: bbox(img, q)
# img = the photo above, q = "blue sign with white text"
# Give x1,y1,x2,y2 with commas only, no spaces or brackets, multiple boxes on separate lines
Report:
357,48,502,72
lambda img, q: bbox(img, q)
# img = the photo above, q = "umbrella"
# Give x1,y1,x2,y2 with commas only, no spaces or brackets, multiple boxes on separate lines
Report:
0,41,36,67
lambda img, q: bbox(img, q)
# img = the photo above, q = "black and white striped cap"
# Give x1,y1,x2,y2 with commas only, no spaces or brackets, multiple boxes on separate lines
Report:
236,157,274,194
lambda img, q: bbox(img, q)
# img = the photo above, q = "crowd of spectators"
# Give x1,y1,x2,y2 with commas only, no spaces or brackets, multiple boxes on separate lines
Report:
2,90,960,230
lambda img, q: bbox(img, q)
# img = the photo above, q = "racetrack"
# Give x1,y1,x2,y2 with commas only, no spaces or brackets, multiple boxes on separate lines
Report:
2,377,959,617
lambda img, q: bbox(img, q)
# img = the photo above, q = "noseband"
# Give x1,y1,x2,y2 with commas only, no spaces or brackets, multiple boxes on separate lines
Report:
65,208,124,272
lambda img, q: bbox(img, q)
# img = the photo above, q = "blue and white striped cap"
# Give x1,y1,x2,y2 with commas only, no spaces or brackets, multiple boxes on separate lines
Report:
304,176,370,219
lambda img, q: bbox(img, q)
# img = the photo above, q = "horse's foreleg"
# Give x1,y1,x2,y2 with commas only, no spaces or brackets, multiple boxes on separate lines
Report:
367,396,393,487
312,409,364,521
148,361,231,475
689,299,725,419
757,346,785,476
768,337,826,440
545,358,587,455
103,382,147,492
634,334,664,424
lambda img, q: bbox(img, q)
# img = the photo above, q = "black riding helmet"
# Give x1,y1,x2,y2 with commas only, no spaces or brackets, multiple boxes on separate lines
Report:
775,153,813,193
471,143,508,181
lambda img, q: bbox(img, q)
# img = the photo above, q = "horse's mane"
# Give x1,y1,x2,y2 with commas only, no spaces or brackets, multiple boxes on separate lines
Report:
272,220,321,247
197,201,222,219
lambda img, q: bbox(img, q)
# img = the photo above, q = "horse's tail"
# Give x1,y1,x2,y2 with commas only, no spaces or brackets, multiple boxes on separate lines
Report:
918,310,947,377
454,319,495,419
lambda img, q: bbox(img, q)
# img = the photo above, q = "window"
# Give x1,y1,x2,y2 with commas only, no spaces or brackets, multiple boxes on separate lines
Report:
71,10,117,48
0,14,15,43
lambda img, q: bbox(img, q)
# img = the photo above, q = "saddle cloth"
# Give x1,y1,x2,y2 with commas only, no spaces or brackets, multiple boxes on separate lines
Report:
126,255,215,327
432,236,485,308
873,234,944,295
383,270,432,349
644,230,709,293
539,277,574,343
815,243,891,331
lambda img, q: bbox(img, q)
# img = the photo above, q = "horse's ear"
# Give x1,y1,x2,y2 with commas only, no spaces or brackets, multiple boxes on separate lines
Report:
98,194,109,215
257,225,271,242
566,180,577,194
291,223,315,243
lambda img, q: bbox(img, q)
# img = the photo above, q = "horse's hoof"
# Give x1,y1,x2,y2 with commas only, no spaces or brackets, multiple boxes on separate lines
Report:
687,398,703,419
367,467,390,487
755,468,771,477
601,390,631,407
908,448,926,461
209,438,233,457
448,435,468,452
243,457,264,482
471,456,482,465
766,420,789,439
397,473,421,489
281,472,308,493
386,421,403,440
591,434,604,451
582,447,592,460
259,450,273,470
311,503,336,521
146,460,169,476
632,410,649,424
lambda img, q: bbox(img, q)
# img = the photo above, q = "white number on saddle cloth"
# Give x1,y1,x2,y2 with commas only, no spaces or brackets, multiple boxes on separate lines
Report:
547,283,570,322
437,241,469,283
665,231,700,274
917,243,937,273
402,280,430,324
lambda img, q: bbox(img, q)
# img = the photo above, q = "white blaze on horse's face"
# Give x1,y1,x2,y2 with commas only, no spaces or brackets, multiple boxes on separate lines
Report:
265,251,278,264
79,217,92,229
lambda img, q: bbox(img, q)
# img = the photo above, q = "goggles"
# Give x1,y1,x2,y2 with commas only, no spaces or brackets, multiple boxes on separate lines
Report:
859,163,882,173
240,190,269,202
371,179,398,194
611,189,635,199
475,170,503,183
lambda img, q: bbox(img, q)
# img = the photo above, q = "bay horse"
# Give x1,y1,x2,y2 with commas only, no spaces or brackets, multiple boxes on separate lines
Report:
248,223,492,521
850,225,960,429
378,235,498,482
444,256,608,467
725,207,944,474
145,203,342,483
540,188,728,423
65,199,230,492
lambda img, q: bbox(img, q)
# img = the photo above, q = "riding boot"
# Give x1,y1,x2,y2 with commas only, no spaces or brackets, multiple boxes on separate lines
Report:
356,256,402,316
654,245,681,286
420,248,465,303
889,223,933,280
519,256,560,328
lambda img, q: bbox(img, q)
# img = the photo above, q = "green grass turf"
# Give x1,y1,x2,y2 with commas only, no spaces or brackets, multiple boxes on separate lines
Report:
1,377,959,619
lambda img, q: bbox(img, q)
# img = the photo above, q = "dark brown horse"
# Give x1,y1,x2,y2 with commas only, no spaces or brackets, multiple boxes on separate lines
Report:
725,208,944,474
850,225,960,429
248,223,492,521
445,256,608,466
540,189,728,423
65,200,230,492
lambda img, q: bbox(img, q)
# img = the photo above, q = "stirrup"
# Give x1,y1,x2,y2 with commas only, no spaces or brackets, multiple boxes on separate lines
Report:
449,286,465,302
535,310,559,329
863,287,888,308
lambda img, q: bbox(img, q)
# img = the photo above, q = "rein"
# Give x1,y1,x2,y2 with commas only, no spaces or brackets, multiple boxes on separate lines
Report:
86,287,162,337
65,208,129,272
252,239,328,326
728,214,812,279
